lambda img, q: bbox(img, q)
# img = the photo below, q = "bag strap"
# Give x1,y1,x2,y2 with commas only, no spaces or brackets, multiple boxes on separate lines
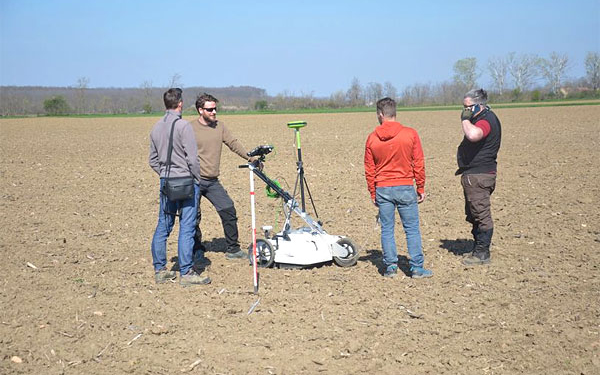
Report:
164,117,179,179
162,117,182,217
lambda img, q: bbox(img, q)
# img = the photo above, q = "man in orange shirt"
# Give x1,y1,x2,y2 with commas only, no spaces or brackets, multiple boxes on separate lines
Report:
364,97,432,278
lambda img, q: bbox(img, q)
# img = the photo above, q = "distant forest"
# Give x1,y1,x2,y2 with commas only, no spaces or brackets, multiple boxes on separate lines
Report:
1,52,599,116
0,85,268,116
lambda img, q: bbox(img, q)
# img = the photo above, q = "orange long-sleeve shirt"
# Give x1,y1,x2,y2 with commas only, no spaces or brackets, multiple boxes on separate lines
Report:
364,120,425,200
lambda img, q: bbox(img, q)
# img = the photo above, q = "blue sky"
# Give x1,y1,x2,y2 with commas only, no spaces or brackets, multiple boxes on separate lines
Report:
1,0,598,96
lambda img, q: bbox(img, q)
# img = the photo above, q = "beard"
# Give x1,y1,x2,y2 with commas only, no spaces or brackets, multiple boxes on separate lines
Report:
202,112,216,124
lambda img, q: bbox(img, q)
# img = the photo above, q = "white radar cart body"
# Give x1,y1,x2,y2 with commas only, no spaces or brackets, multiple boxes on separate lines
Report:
240,121,359,292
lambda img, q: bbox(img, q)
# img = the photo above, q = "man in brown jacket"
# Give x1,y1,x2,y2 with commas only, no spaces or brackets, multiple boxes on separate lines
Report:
190,93,255,261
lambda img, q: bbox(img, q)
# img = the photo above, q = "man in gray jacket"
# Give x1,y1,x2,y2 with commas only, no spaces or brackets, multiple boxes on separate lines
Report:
149,88,210,286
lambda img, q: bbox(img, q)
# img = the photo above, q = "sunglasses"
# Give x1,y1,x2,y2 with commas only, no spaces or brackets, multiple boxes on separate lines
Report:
203,107,217,112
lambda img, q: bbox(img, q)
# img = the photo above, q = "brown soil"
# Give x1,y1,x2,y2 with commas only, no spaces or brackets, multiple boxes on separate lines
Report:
1,106,599,374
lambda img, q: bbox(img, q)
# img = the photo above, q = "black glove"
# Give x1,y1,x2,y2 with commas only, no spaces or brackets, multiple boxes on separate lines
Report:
461,107,474,121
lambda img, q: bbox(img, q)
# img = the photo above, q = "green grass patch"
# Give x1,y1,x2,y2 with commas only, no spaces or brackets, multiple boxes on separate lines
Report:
1,99,598,119
222,99,600,115
221,106,374,115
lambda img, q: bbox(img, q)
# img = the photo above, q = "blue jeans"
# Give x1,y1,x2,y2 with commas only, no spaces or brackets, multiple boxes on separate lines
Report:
376,185,424,269
151,179,200,276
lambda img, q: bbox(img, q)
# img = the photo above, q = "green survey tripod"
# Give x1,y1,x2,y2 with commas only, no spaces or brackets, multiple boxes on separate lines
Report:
287,121,319,220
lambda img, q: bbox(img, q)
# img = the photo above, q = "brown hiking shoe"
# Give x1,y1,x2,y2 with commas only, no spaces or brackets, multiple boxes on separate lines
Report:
180,270,211,286
155,268,177,284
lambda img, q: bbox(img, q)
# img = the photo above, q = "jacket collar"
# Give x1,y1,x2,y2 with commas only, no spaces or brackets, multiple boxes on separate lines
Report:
165,109,182,119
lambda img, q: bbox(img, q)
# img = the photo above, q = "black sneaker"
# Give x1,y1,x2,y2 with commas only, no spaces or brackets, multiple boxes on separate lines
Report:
225,249,247,260
462,252,491,266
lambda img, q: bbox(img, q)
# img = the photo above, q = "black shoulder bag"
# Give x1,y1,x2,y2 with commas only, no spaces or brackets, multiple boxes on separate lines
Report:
161,118,195,201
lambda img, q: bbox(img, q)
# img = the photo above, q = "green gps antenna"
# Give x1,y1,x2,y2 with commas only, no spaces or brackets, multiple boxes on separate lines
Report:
287,121,307,129
287,121,308,212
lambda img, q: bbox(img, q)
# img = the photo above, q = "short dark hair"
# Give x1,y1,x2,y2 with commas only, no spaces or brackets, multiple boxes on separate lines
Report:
195,93,219,112
163,88,183,109
376,97,396,118
464,88,488,105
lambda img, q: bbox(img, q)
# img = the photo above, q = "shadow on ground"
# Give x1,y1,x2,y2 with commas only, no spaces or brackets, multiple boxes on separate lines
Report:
439,238,473,256
360,248,411,276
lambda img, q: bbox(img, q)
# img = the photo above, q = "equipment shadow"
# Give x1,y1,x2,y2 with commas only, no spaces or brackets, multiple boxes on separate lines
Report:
360,249,411,277
439,238,473,256
169,238,222,273
169,255,213,273
202,238,229,253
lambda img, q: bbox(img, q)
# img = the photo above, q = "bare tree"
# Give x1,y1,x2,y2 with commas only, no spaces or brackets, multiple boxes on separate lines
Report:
98,96,112,114
453,57,479,91
508,53,539,94
539,52,569,95
435,81,464,105
346,77,364,106
140,80,154,113
75,76,90,114
365,82,383,105
167,73,183,88
328,90,347,108
299,90,315,108
488,56,509,95
383,81,397,100
585,51,600,90
401,83,433,106
272,90,294,110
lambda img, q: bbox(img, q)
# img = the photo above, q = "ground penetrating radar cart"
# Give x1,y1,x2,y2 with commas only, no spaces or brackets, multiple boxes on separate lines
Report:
240,121,360,293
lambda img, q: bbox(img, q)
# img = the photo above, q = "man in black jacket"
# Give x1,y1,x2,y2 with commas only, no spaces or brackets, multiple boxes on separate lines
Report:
456,88,502,265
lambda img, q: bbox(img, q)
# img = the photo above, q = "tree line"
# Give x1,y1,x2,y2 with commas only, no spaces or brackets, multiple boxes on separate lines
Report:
318,51,599,110
1,52,598,116
0,84,267,116
256,51,599,111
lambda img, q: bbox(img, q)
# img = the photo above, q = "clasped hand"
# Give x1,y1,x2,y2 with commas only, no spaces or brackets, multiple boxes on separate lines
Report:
461,107,474,121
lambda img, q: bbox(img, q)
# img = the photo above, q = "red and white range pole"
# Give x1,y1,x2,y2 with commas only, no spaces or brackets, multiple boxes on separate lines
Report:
249,167,258,294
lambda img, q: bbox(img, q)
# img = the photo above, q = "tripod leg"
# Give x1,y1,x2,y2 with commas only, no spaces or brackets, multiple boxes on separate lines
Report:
302,175,320,220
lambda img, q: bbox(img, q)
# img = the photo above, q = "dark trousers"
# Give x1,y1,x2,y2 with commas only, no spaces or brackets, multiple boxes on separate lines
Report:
194,178,240,253
461,173,496,232
461,173,496,256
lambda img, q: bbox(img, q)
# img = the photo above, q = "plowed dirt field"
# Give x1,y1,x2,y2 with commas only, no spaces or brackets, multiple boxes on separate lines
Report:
1,106,599,374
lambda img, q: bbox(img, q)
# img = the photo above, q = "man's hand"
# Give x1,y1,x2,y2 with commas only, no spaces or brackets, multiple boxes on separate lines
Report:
247,156,263,171
461,107,474,122
417,192,426,203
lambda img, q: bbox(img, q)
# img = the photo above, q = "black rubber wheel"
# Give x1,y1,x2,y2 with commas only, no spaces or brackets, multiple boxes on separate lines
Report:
332,237,360,267
248,238,275,268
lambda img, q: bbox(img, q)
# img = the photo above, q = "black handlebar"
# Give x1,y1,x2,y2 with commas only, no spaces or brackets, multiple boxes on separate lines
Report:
247,145,274,158
240,158,264,170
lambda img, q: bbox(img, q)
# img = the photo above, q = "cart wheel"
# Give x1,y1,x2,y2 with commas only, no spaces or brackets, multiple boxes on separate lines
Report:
248,238,275,268
333,237,360,267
